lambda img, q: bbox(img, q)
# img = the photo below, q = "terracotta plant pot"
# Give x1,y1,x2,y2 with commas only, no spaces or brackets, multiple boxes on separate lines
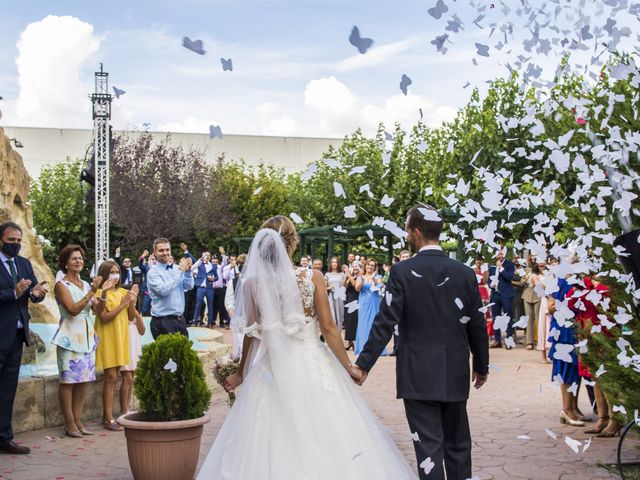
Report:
118,411,210,480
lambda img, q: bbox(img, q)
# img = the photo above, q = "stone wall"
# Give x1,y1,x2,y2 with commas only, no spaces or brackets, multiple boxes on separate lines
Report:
0,126,58,324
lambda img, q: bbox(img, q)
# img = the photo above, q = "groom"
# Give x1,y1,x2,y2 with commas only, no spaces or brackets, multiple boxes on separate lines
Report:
355,205,489,480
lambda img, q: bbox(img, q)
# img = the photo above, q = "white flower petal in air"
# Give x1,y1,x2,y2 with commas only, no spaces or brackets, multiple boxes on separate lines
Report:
325,158,340,168
517,435,531,440
290,213,303,224
385,292,393,307
582,437,592,453
411,270,423,278
493,314,510,332
567,382,578,396
564,436,582,454
454,298,464,310
552,344,574,363
381,194,395,207
344,205,357,218
512,315,528,329
613,405,627,415
545,428,557,440
163,358,177,373
419,457,435,475
333,182,346,198
595,364,606,377
253,186,263,195
459,316,471,324
437,277,450,287
504,336,516,349
410,431,420,442
418,207,442,222
345,300,359,313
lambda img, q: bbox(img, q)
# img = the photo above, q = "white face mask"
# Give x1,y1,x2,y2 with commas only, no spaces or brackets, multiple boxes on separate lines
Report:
109,273,120,282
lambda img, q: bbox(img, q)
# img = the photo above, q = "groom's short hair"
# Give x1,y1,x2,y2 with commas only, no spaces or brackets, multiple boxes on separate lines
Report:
407,205,443,242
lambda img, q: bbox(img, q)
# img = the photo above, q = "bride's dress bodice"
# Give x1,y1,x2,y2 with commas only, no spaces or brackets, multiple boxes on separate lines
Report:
294,267,339,391
295,267,317,320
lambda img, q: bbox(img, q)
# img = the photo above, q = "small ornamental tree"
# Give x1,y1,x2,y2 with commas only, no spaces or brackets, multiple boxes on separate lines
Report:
134,334,211,421
110,132,231,253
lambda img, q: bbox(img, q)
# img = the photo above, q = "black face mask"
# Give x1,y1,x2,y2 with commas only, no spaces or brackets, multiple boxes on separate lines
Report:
1,242,21,258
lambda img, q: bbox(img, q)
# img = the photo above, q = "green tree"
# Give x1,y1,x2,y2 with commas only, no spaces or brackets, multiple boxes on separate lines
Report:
30,158,94,270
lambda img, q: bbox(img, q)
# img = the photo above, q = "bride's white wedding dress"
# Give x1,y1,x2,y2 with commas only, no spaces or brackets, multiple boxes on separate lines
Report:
197,229,416,479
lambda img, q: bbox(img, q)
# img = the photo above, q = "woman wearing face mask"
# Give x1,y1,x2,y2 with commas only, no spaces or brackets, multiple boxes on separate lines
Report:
93,260,138,431
52,245,102,438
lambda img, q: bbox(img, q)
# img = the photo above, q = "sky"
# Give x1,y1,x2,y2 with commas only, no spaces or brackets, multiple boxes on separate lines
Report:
0,0,638,138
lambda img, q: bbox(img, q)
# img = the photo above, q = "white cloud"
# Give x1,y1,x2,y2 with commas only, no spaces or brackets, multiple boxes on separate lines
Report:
361,93,457,131
302,76,456,137
304,76,357,117
157,116,214,134
333,37,421,73
13,15,101,127
257,103,299,136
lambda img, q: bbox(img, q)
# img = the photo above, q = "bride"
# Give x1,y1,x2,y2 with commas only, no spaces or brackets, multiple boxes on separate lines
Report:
196,216,416,479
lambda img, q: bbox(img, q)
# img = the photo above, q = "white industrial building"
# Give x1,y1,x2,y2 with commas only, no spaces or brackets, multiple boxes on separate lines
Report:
3,126,343,178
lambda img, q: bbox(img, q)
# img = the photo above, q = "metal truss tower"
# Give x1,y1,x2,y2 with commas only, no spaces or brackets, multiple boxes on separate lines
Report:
91,64,112,266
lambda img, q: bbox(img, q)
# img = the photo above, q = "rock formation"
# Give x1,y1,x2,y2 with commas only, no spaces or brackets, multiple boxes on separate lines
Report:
0,126,58,325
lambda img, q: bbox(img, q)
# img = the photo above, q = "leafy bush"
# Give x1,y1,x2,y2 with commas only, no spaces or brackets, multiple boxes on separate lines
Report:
134,334,211,421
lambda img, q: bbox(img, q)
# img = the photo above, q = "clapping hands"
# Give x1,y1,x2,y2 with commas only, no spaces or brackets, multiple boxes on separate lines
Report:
178,257,193,272
31,281,48,298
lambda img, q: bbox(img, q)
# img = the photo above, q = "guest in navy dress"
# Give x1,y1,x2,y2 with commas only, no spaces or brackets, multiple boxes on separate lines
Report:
547,275,583,426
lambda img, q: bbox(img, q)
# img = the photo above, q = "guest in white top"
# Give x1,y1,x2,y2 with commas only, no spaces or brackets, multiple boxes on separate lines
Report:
324,257,345,331
224,254,246,360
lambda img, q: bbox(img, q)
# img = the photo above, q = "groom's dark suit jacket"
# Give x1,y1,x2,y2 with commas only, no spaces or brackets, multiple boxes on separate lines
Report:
356,249,489,402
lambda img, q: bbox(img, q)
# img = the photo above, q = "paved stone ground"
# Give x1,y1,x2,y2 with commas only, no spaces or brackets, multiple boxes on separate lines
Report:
2,330,638,479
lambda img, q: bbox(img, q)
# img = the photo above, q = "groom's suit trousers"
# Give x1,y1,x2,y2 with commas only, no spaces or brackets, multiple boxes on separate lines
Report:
404,399,471,480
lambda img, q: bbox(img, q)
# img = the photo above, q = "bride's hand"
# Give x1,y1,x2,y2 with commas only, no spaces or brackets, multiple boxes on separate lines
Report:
347,365,367,386
223,373,243,392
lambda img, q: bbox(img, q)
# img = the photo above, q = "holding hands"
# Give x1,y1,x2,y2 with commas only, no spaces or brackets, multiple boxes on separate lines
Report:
347,365,367,386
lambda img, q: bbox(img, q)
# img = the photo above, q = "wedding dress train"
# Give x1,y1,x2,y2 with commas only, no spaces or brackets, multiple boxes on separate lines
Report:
196,259,416,479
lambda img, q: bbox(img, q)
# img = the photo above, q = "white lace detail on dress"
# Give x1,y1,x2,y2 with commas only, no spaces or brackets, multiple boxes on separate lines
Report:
295,267,316,320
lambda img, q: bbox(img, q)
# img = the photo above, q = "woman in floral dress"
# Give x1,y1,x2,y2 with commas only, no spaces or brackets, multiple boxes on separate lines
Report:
52,245,101,438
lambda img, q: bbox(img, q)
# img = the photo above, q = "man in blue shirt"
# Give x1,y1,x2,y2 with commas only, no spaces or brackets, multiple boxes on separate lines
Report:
147,238,194,339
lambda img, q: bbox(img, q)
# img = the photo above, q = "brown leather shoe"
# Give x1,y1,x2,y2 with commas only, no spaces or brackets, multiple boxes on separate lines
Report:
489,340,502,349
0,440,31,454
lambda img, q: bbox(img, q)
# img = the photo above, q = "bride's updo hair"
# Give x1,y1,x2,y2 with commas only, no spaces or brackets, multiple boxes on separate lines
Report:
261,215,298,257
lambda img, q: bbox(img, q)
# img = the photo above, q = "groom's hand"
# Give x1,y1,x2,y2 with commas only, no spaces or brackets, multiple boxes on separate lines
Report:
472,371,488,389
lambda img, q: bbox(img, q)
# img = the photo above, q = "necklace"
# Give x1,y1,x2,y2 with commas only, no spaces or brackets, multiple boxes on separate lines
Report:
64,274,83,290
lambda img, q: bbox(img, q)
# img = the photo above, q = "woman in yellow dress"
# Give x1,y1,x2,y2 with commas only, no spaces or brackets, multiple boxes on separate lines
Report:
93,260,138,431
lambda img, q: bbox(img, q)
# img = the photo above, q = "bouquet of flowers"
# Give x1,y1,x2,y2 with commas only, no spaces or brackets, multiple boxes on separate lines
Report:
212,356,240,406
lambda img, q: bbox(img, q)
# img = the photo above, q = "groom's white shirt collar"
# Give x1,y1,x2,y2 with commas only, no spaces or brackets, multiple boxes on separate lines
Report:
419,245,443,252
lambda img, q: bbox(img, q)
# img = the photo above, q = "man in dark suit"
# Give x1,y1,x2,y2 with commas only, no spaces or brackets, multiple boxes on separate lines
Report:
355,205,489,480
0,221,48,455
488,249,516,349
114,247,135,289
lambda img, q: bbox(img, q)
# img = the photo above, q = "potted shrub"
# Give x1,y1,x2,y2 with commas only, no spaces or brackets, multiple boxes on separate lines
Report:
118,333,212,480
